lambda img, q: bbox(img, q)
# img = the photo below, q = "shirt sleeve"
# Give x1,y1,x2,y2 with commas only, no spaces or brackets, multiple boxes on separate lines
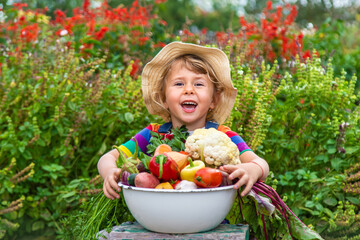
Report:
120,123,159,157
217,125,252,155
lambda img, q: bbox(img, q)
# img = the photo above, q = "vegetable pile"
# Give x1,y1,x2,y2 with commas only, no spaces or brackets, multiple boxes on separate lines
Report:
81,127,323,240
120,143,228,190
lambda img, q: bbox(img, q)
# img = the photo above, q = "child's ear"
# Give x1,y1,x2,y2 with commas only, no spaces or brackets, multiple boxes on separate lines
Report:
210,90,220,110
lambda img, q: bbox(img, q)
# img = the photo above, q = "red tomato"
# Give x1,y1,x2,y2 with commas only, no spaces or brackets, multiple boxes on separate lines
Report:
170,179,181,189
194,167,222,188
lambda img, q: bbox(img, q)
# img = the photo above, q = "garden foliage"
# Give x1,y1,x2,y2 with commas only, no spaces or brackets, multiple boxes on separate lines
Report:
0,0,359,239
303,17,360,90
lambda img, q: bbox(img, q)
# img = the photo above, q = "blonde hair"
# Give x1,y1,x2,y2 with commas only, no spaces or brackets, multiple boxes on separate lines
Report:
151,54,226,122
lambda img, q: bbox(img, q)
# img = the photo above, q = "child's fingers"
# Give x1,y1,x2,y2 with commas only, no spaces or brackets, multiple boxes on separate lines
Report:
219,164,238,173
103,183,115,200
232,173,248,189
109,175,121,192
104,181,120,200
240,181,253,197
228,167,246,181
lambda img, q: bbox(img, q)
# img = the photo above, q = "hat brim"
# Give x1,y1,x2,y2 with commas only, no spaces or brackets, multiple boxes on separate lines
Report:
141,41,237,124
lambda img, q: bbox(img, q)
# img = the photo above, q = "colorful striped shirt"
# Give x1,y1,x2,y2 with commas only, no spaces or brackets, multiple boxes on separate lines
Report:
119,121,252,157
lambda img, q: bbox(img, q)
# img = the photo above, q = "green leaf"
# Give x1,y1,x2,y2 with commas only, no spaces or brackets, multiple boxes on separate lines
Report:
315,203,324,211
330,158,341,171
345,146,359,154
289,215,324,240
323,197,337,206
346,197,360,205
305,201,315,208
323,208,334,218
18,145,25,153
22,150,32,160
61,191,76,199
37,138,46,146
326,139,336,145
314,154,329,163
32,221,45,231
49,173,58,180
42,163,65,172
327,147,336,154
124,112,134,123
68,101,76,111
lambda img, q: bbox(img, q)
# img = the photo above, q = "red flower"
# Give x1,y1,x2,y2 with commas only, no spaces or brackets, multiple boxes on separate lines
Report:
183,29,194,37
159,20,167,26
54,9,66,24
239,16,247,27
20,23,40,42
130,59,140,77
201,28,208,35
13,3,28,10
266,1,272,10
153,42,166,48
86,19,95,35
83,0,91,14
267,50,276,61
138,36,149,46
19,15,26,23
302,50,311,60
300,99,305,104
94,27,109,40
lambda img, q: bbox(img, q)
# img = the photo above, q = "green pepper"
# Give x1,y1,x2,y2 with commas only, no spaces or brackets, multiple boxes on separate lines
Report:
180,157,205,182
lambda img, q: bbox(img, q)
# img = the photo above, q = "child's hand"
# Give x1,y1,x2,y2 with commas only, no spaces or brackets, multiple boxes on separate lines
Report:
102,167,122,200
219,163,260,197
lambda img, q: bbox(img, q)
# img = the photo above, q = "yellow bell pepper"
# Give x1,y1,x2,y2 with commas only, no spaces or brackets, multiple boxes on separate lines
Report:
155,182,174,189
180,157,205,182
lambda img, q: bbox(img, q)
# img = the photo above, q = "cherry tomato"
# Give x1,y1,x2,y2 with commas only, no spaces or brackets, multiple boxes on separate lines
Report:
194,167,222,188
170,179,181,189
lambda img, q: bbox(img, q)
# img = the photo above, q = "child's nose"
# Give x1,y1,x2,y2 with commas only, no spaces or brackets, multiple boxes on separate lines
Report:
184,83,194,94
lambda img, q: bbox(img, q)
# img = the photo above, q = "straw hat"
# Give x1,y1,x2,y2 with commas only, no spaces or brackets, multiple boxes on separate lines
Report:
141,41,237,125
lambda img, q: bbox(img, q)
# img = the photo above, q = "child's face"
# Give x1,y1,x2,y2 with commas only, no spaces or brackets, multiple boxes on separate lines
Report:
163,61,217,131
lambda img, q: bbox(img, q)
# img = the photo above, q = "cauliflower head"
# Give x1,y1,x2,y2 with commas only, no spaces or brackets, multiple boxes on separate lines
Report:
185,128,240,167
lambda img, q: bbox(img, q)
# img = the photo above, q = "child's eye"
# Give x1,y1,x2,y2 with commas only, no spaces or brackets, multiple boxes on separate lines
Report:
174,82,183,86
195,82,205,87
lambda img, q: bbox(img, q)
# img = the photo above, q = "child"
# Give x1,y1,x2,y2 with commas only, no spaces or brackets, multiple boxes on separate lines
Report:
98,42,269,200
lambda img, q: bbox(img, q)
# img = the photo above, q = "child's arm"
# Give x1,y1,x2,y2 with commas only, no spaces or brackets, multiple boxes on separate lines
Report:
219,151,269,197
97,149,121,200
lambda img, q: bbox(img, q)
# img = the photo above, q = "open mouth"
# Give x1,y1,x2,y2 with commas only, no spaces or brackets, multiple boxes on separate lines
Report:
181,101,197,112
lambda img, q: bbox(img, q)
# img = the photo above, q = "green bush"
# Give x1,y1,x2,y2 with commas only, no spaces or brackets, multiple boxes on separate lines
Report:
260,57,360,235
303,18,360,91
223,49,359,237
0,41,157,238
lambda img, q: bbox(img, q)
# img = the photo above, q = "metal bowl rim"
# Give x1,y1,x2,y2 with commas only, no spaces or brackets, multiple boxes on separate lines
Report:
119,183,236,193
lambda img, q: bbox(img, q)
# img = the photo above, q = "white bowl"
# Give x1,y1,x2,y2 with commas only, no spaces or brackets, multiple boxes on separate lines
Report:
119,183,237,234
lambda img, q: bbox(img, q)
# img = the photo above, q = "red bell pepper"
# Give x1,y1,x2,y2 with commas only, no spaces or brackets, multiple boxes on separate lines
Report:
148,153,179,181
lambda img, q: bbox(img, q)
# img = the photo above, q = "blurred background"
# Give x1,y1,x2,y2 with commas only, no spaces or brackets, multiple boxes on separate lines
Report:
1,0,360,239
3,0,360,31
